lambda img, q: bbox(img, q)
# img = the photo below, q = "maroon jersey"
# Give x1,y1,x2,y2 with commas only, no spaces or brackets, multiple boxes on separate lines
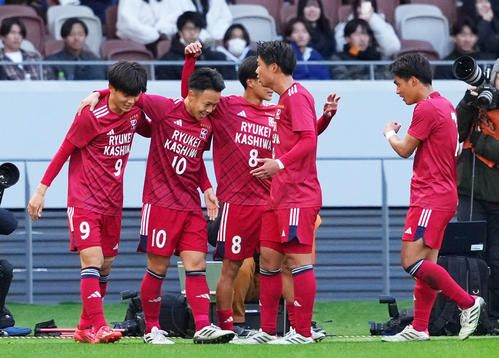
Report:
66,95,145,215
272,83,322,209
138,94,212,211
407,91,458,211
210,95,276,206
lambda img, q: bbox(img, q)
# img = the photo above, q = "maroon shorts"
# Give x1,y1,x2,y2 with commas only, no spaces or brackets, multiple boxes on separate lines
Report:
67,207,121,257
138,203,208,257
260,207,319,254
215,203,266,260
402,207,455,249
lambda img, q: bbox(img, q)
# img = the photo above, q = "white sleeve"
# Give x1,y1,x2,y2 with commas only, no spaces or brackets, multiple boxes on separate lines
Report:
202,0,233,41
154,1,193,37
116,0,160,44
368,13,401,59
334,22,346,53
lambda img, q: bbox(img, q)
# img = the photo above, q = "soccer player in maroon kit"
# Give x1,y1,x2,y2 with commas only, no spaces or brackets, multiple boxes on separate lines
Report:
181,42,338,340
381,54,484,342
235,40,322,344
27,62,149,344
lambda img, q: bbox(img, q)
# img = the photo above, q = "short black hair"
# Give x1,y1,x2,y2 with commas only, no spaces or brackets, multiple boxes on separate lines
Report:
390,53,433,85
61,17,88,38
238,56,258,89
223,24,250,47
0,17,27,38
344,18,371,38
177,11,206,32
188,67,225,93
256,40,296,75
451,16,478,36
108,61,148,96
283,17,312,40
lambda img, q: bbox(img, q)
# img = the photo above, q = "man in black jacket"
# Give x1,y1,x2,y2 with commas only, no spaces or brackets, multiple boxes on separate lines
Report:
456,58,499,322
156,11,230,80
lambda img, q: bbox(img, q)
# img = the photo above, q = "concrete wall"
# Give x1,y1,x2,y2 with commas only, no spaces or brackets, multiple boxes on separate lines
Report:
0,80,468,208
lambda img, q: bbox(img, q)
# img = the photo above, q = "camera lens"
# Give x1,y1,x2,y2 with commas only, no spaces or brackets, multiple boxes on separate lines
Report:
453,56,485,86
477,89,494,107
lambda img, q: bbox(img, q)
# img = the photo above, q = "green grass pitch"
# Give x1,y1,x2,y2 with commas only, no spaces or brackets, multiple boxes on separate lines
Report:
1,301,498,357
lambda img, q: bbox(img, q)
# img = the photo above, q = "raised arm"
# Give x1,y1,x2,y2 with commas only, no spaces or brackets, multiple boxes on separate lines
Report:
181,42,203,98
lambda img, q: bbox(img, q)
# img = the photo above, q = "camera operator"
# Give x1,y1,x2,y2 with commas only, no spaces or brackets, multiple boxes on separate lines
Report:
456,59,499,323
0,207,17,330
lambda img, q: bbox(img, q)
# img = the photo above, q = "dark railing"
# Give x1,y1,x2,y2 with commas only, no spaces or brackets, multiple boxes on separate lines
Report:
0,60,494,81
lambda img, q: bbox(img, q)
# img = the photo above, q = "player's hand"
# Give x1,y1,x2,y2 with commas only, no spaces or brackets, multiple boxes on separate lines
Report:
204,188,219,220
384,121,401,135
27,184,47,221
77,92,100,115
184,41,202,58
323,93,340,117
250,158,280,179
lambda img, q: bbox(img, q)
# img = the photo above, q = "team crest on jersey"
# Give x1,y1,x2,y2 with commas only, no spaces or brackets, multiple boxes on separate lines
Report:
275,109,281,120
130,119,138,130
200,128,209,139
268,117,275,127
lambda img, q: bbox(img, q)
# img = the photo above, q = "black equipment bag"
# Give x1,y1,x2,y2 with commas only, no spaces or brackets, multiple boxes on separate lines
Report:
429,256,494,336
158,293,195,338
118,292,195,338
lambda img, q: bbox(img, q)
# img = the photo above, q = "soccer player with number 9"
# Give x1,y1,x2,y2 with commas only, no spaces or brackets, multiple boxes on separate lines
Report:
27,62,149,344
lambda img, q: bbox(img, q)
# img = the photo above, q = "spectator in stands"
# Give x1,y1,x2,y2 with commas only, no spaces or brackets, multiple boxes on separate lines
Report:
334,0,400,59
459,0,499,56
156,11,228,80
434,17,495,80
296,0,335,59
216,24,254,80
116,0,177,56
283,18,330,80
44,18,106,80
0,18,43,80
168,0,232,43
331,18,387,80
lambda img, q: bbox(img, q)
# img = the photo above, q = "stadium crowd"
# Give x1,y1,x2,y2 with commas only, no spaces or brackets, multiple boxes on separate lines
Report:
0,0,499,80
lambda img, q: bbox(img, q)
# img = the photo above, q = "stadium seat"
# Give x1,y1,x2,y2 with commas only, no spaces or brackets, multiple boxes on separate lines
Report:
236,0,283,29
105,4,118,39
156,39,171,59
46,5,95,33
395,4,452,59
409,0,456,28
44,39,65,57
398,39,440,60
47,5,102,56
280,2,297,32
228,4,278,42
377,0,400,26
0,5,46,53
100,39,154,61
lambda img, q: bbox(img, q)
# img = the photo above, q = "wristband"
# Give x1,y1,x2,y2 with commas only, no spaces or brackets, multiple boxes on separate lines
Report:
384,130,396,140
276,159,285,170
